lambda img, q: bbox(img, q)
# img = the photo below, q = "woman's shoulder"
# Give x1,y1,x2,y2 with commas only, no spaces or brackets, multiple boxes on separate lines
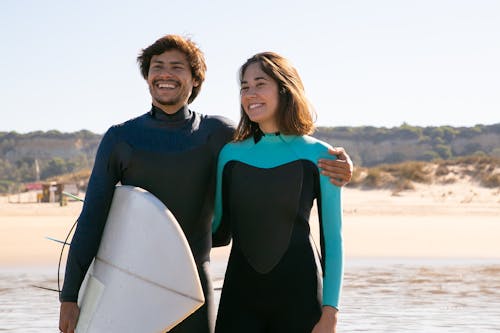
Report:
293,135,333,156
221,137,253,152
218,138,253,161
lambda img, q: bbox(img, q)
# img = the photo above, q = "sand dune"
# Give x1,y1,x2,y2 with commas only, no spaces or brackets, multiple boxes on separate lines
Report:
1,181,499,268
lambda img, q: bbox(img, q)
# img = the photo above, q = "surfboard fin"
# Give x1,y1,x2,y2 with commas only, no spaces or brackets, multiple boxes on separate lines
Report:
46,236,71,245
32,285,59,292
62,191,84,202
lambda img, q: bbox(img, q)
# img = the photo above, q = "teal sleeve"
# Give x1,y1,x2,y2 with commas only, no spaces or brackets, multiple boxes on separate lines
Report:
212,144,229,234
319,166,343,308
292,139,343,308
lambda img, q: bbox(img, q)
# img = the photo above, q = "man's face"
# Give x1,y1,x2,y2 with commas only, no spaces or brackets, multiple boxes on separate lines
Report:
147,49,199,114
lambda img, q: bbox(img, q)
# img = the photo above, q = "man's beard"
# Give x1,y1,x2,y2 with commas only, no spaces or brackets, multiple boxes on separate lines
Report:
156,96,182,106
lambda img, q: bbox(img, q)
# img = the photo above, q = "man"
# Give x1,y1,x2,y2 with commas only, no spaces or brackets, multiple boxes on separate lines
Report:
59,34,353,333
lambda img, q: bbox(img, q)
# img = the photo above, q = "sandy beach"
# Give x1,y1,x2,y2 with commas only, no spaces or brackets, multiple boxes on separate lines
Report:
1,182,499,332
1,181,499,268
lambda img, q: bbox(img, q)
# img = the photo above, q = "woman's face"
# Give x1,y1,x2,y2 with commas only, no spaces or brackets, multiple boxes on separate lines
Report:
240,62,280,133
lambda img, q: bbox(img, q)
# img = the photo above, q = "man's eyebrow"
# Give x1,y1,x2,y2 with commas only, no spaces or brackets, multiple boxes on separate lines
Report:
151,60,185,65
169,60,186,66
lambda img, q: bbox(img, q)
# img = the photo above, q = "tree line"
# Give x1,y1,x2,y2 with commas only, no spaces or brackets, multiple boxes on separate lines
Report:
0,124,499,194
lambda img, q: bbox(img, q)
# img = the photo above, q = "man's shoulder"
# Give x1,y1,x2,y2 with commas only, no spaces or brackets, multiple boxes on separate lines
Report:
96,113,149,145
107,113,149,131
197,112,236,130
195,113,236,146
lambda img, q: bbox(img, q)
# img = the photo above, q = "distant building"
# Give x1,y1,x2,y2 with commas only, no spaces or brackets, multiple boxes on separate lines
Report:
25,182,43,191
41,182,64,203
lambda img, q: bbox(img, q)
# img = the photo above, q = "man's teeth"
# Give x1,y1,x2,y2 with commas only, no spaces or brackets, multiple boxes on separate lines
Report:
157,83,176,88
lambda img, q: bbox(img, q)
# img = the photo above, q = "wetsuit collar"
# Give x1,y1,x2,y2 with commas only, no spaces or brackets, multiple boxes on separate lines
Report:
253,128,295,144
149,105,192,125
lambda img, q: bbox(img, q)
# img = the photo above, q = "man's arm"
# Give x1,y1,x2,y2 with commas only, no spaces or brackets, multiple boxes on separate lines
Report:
59,128,121,331
317,147,353,187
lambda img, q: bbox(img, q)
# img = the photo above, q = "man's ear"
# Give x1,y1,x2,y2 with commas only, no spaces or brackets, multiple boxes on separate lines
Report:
193,79,200,88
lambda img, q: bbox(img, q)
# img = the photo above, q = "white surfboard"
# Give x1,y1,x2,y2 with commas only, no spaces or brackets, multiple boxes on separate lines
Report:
75,185,204,333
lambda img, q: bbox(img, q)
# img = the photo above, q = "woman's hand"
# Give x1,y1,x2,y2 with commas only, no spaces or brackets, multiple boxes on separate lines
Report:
311,306,338,333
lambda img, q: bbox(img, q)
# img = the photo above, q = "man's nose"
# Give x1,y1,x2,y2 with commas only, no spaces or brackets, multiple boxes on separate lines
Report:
158,67,175,78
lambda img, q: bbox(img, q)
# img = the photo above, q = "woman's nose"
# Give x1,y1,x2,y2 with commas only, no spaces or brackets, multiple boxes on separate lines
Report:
243,87,257,98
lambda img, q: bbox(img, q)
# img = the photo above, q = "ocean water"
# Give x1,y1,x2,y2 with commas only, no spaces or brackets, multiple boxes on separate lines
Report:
1,259,499,332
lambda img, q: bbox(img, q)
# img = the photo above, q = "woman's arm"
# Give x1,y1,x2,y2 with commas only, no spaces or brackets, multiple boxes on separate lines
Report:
211,144,232,247
314,145,344,332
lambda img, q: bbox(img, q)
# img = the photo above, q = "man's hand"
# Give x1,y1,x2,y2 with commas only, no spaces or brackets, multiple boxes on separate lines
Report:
318,147,353,187
59,302,80,333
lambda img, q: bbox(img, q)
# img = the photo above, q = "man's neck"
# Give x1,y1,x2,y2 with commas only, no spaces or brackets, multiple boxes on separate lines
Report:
153,102,186,115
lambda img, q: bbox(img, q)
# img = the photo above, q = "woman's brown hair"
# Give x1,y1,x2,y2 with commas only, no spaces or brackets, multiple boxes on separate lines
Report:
233,52,315,141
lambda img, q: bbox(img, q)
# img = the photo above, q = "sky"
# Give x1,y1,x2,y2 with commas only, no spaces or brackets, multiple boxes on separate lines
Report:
1,0,499,134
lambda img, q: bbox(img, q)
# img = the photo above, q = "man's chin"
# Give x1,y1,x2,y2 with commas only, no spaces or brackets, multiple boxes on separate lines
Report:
154,99,180,107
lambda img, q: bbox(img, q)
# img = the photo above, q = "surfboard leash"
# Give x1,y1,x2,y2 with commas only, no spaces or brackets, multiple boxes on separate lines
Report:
56,217,78,295
56,192,84,295
32,217,78,294
33,192,82,294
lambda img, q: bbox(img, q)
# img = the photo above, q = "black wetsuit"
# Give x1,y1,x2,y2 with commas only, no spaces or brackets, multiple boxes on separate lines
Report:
61,105,234,333
212,133,343,333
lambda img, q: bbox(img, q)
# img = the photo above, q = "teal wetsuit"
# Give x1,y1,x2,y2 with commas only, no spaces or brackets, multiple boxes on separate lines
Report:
212,132,343,332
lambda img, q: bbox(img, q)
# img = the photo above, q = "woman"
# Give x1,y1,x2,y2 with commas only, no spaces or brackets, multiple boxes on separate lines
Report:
212,52,343,333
